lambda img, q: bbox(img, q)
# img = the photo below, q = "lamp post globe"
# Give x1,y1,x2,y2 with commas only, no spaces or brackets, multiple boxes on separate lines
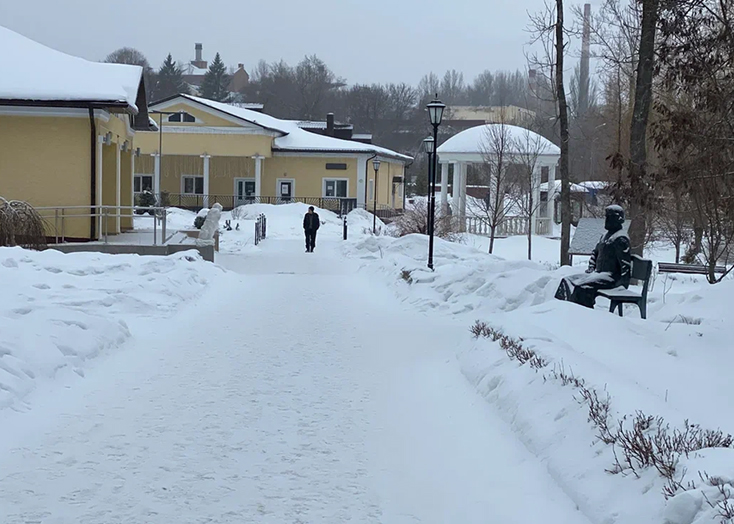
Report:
426,97,446,126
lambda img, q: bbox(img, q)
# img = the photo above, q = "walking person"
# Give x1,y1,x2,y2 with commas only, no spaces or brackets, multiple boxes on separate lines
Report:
303,206,320,252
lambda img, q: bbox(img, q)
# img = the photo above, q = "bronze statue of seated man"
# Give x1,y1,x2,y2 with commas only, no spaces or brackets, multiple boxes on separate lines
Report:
555,205,632,309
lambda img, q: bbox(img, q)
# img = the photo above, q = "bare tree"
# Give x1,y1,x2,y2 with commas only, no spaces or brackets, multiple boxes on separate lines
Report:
528,0,573,265
104,47,156,101
510,130,553,260
625,0,660,255
468,122,519,253
653,0,734,280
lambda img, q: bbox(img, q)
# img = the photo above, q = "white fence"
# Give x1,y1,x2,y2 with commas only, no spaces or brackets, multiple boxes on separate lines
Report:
465,216,551,237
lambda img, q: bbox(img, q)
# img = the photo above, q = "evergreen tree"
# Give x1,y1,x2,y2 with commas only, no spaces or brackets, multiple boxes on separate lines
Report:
200,53,231,102
152,54,188,102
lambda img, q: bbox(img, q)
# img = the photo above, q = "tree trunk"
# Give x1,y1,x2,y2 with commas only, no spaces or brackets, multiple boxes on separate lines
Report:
489,226,496,254
556,0,572,266
627,0,659,255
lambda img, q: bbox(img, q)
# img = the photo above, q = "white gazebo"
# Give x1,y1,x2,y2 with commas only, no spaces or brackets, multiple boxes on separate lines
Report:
436,124,561,235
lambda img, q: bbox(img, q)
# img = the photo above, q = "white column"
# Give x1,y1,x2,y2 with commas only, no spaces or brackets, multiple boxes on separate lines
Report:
201,154,210,207
97,136,104,240
357,156,367,207
115,142,121,233
460,162,468,223
547,164,556,220
253,154,263,198
450,162,459,215
153,154,161,196
440,162,449,215
130,151,136,230
531,165,541,235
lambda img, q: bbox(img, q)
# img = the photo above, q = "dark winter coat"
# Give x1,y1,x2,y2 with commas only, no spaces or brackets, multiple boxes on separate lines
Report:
303,212,320,231
588,228,632,288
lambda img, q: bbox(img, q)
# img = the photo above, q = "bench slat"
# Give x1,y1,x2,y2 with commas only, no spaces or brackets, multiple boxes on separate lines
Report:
658,262,726,275
598,287,643,300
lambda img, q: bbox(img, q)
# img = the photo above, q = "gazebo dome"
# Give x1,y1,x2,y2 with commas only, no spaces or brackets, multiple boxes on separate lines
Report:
437,124,560,157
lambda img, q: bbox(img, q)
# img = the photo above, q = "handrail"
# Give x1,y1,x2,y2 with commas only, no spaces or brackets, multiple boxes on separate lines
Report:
36,205,171,245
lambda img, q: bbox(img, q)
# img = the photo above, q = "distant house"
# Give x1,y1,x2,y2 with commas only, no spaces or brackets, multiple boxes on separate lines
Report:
138,94,410,215
295,113,372,144
182,43,250,97
443,105,537,133
0,25,150,241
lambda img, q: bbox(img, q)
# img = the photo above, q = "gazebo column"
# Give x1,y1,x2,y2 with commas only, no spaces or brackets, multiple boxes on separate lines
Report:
459,162,468,230
440,162,449,215
531,164,542,235
547,163,556,221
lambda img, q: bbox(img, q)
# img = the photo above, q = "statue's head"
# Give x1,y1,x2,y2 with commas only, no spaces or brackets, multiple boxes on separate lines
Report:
605,205,625,232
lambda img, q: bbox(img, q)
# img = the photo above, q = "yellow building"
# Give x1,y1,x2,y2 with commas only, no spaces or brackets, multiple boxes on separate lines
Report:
136,94,411,216
0,26,150,241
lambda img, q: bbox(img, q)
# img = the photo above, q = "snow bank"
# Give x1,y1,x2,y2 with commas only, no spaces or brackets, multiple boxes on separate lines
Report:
0,247,225,411
347,233,734,524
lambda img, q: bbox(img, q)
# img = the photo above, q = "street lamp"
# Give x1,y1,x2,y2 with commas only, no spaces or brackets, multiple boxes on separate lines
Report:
372,158,381,234
423,135,435,239
426,96,445,270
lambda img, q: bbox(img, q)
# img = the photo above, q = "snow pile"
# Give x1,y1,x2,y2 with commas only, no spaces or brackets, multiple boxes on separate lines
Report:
0,247,225,411
345,234,569,315
347,233,734,524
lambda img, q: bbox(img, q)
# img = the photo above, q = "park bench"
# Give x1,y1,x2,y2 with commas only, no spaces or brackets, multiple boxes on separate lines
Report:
657,262,726,275
597,255,653,320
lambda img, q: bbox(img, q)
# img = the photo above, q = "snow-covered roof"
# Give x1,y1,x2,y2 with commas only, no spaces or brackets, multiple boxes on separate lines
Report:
183,64,208,76
296,121,353,130
437,124,560,156
163,95,412,162
577,181,609,190
540,180,588,193
0,26,144,111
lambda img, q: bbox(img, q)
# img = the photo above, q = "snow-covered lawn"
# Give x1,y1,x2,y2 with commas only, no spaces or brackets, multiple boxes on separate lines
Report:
345,233,734,524
2,198,728,523
0,247,228,412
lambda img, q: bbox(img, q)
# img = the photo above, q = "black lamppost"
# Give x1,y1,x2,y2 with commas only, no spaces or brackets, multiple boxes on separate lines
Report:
372,158,381,234
426,96,446,270
423,135,435,239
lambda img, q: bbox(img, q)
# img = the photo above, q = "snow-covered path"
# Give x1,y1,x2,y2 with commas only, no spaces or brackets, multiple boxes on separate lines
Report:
0,238,591,524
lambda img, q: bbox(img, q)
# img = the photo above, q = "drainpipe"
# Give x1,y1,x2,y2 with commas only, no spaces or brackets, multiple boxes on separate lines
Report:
89,107,97,240
364,153,377,209
403,159,413,210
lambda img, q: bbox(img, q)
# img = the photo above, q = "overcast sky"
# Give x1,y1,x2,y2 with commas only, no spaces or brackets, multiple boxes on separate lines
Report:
1,0,589,87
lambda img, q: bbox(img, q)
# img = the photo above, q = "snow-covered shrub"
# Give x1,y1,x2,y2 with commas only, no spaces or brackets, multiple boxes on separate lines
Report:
0,197,46,250
135,190,156,215
394,198,461,242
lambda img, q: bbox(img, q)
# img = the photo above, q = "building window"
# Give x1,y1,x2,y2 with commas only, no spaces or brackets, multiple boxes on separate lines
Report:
324,179,348,198
368,179,374,201
182,175,204,195
168,112,196,123
325,163,347,170
541,166,549,184
134,174,154,193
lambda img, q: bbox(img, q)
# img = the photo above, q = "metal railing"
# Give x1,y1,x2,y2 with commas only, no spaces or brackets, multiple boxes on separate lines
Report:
254,213,267,246
34,205,174,245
